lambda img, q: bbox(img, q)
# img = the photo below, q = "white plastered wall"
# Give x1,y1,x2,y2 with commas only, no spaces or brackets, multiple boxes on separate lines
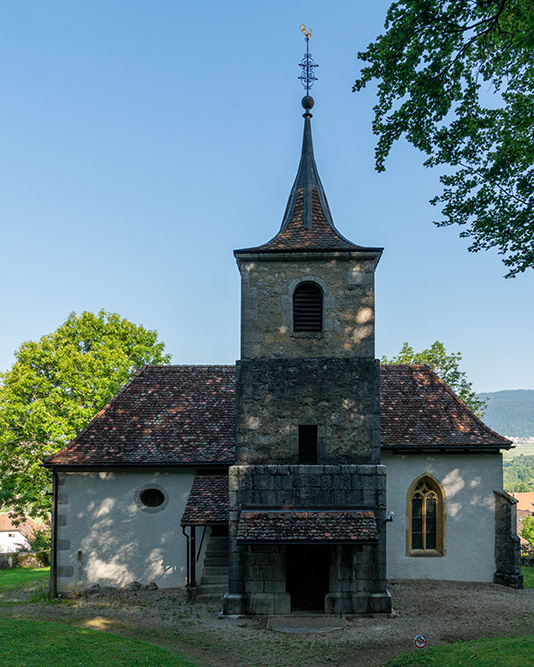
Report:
383,451,503,582
56,469,196,591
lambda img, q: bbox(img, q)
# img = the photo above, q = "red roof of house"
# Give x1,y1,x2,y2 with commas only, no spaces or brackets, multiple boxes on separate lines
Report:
0,513,39,535
44,364,510,467
511,493,534,512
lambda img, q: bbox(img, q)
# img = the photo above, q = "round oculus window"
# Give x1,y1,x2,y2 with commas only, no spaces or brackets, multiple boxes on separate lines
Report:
140,488,165,508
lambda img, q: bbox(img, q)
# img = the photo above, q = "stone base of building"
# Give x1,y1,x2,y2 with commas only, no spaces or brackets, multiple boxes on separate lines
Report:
223,591,291,615
493,572,524,589
325,590,392,615
222,589,392,616
222,592,250,615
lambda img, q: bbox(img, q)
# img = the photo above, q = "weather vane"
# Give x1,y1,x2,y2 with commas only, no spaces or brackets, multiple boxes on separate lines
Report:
298,24,318,95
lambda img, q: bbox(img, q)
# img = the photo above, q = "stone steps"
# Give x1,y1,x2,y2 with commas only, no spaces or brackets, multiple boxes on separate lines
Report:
196,533,229,602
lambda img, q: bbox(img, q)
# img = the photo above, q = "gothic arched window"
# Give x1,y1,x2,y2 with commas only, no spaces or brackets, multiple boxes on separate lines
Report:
293,282,323,332
407,476,445,556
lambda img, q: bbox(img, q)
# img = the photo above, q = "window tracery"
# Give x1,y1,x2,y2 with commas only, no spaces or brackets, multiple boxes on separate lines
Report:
407,476,445,556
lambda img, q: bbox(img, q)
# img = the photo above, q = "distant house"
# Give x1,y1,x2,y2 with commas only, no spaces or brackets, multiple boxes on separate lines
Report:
511,493,534,546
0,513,39,553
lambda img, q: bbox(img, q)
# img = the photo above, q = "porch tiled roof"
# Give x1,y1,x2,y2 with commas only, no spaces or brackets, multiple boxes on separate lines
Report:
181,475,229,525
236,509,378,544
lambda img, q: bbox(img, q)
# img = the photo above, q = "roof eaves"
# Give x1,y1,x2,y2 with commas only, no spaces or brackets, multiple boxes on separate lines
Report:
234,248,383,260
416,365,513,447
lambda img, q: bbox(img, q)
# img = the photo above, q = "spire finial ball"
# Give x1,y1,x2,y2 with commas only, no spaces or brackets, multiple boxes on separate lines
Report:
301,95,314,110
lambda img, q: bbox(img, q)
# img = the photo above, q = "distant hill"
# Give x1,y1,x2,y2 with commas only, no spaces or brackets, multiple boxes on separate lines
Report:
477,390,534,437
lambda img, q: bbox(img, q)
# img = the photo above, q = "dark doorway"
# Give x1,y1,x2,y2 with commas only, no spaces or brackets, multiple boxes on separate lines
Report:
286,545,330,611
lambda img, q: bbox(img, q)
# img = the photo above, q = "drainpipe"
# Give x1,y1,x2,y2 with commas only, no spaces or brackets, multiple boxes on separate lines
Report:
190,526,197,588
182,526,190,587
51,469,58,598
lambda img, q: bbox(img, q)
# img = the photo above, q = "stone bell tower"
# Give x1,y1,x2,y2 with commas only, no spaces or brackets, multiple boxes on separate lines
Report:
223,35,391,616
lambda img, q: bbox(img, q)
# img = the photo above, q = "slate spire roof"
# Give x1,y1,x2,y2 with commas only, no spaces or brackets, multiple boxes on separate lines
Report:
235,97,383,255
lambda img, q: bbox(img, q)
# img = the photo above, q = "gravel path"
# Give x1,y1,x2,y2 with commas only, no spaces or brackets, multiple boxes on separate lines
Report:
1,579,533,666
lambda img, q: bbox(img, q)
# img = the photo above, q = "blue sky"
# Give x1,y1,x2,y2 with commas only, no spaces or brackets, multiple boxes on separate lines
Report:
1,1,532,393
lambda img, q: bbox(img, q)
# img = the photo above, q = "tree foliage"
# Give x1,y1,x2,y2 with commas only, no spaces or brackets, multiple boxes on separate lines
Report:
521,515,534,549
17,522,52,556
503,454,534,492
354,0,534,277
381,340,487,416
0,310,171,519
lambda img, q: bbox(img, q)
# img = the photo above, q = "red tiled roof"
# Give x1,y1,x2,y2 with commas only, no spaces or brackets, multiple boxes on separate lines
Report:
511,493,534,512
236,509,378,544
44,365,235,465
0,513,40,535
181,475,229,525
380,365,511,449
44,363,510,467
236,188,377,254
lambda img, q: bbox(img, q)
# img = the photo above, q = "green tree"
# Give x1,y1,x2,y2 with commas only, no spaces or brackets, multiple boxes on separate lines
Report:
382,340,487,416
521,515,534,550
0,310,171,519
503,454,534,492
354,0,534,277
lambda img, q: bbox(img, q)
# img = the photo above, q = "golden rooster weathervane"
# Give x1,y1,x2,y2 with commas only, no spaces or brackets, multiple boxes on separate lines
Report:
298,24,318,95
300,24,311,39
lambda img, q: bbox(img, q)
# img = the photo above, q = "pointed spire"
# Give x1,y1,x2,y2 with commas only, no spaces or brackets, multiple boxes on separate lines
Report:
280,95,334,232
234,28,383,257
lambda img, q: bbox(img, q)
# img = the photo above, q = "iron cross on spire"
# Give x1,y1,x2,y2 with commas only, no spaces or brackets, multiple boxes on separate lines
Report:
298,24,318,95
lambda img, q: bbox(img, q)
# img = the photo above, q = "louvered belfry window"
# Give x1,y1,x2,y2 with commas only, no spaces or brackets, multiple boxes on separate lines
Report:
293,282,323,332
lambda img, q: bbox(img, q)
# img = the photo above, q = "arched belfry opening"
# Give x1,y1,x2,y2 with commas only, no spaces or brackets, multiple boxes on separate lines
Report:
293,282,323,332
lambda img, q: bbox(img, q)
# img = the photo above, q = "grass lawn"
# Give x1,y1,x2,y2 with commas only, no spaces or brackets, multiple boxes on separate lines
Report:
0,567,49,590
521,565,534,588
0,617,195,667
386,636,534,666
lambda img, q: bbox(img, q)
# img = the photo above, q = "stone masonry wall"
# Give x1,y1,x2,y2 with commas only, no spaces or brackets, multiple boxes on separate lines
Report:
235,358,380,465
229,464,386,509
224,464,390,615
237,254,379,360
494,490,523,588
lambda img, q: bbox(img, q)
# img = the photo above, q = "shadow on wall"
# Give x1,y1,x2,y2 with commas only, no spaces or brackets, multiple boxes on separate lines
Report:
63,472,187,588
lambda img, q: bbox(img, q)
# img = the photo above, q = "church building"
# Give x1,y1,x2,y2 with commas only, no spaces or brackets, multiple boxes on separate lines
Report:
43,49,522,612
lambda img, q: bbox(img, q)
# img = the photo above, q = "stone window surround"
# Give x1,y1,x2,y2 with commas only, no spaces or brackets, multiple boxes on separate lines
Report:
286,276,333,338
135,483,169,514
290,423,326,464
406,473,446,557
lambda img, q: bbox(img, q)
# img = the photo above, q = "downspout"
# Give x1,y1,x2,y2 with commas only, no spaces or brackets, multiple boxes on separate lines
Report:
190,526,197,587
181,526,190,587
51,469,58,598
